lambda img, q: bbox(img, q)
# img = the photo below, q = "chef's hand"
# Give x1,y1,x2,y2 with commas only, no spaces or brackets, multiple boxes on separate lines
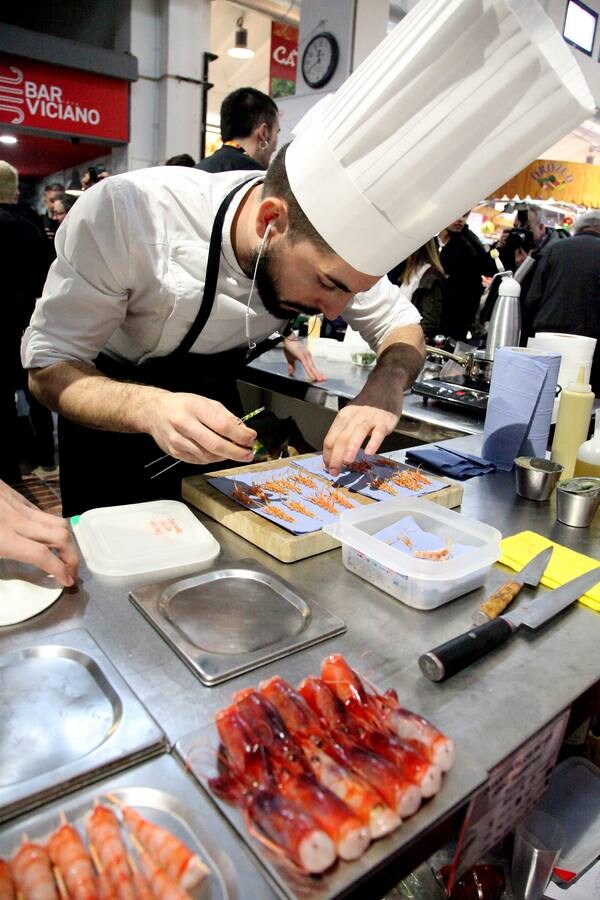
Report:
323,405,399,476
322,335,425,476
0,481,80,587
283,335,326,382
146,392,256,465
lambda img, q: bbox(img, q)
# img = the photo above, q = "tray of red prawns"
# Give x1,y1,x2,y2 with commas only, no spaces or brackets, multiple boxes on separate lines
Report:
176,654,487,900
0,753,277,900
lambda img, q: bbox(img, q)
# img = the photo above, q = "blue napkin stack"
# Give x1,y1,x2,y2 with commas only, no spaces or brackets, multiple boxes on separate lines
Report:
406,446,496,480
481,347,561,471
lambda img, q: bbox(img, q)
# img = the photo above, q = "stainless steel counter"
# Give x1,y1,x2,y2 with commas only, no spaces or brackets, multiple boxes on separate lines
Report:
243,348,485,440
1,437,599,895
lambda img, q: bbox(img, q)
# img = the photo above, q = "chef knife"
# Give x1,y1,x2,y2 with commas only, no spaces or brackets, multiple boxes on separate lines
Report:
419,567,600,683
473,545,554,625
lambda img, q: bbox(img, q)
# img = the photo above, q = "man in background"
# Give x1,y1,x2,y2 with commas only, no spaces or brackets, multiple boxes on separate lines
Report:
41,181,64,243
165,153,196,167
196,87,279,173
522,210,600,391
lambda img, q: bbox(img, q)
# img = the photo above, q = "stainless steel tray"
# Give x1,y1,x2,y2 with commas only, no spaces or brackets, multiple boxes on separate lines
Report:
129,559,346,685
176,721,487,900
0,628,166,823
0,753,276,900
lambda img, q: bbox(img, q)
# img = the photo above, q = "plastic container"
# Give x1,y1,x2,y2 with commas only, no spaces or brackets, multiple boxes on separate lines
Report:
323,498,502,610
73,500,220,581
536,757,600,884
574,413,600,477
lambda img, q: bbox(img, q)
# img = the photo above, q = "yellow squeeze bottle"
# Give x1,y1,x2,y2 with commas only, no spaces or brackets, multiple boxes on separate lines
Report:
551,366,595,479
575,413,600,477
306,314,322,347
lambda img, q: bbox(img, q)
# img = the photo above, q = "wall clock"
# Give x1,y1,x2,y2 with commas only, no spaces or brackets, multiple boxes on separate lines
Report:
301,32,339,89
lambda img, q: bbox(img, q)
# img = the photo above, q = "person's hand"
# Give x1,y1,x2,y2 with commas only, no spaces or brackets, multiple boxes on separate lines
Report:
322,404,400,476
145,392,256,465
282,335,326,382
0,481,80,587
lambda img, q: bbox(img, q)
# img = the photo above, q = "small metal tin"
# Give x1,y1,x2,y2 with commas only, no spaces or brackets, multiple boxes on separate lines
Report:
514,457,564,501
556,477,600,527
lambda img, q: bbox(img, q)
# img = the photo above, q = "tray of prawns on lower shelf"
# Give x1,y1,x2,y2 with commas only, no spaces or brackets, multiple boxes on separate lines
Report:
176,654,487,900
0,753,275,900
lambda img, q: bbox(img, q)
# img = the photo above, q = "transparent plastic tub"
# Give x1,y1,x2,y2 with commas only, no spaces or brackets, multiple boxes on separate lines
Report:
73,500,220,583
323,497,502,610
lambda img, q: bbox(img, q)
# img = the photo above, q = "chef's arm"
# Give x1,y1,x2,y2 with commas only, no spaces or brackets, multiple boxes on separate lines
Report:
322,323,425,475
28,361,256,465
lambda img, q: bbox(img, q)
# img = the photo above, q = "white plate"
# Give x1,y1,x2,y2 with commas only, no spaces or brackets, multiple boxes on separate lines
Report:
0,560,63,626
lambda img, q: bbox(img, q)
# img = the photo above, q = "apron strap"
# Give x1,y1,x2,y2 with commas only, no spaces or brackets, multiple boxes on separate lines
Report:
174,176,260,357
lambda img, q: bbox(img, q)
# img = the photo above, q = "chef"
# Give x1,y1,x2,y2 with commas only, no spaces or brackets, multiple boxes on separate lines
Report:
23,0,594,517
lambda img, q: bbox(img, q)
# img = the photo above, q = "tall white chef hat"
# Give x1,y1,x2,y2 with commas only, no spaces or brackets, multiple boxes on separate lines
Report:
285,0,596,276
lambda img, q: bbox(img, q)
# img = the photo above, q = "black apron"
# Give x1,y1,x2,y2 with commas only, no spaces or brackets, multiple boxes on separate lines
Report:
58,179,289,517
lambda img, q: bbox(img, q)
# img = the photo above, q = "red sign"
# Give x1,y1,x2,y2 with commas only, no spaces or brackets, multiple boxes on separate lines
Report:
269,23,298,99
0,54,129,142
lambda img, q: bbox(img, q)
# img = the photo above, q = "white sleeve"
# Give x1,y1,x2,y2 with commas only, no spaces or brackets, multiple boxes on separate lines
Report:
342,277,422,351
22,179,130,369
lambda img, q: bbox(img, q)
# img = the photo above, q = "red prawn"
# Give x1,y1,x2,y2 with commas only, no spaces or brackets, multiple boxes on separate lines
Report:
114,805,209,891
10,840,58,900
86,806,135,900
46,823,97,900
0,860,15,900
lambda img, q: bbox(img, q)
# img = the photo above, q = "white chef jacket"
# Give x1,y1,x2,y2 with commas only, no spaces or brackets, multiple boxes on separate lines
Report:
22,166,421,370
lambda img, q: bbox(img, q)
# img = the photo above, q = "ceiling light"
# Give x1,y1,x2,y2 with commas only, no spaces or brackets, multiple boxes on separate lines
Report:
228,16,255,59
0,135,17,145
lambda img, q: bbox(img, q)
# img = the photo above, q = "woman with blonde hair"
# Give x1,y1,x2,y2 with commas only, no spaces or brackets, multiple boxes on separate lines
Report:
388,239,446,340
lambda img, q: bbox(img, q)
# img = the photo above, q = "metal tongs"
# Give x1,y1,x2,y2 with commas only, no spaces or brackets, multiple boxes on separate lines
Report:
144,406,265,480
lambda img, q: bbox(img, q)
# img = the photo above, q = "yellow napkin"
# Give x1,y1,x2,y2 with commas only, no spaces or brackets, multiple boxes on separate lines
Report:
500,531,600,613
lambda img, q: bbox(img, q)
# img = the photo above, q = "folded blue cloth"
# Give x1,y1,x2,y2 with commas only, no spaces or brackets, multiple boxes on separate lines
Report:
405,446,497,480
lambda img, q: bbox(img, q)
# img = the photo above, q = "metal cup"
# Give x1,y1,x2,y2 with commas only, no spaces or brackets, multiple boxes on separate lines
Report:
556,477,600,527
514,457,564,501
511,810,565,900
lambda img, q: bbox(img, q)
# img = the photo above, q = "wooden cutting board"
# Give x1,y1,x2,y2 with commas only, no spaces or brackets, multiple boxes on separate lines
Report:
182,454,464,564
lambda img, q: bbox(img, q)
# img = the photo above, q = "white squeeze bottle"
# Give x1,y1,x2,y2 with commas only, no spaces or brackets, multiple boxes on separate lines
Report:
551,366,595,479
575,413,600,478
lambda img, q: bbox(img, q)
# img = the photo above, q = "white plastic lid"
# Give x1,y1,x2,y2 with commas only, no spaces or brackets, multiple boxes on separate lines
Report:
73,500,220,577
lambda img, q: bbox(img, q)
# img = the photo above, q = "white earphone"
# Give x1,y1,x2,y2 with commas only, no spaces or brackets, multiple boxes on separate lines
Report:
245,220,274,354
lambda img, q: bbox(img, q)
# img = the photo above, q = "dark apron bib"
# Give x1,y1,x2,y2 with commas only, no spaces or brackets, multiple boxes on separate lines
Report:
58,178,288,516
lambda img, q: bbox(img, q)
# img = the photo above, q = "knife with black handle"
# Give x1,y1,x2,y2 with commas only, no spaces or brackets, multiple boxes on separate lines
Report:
419,618,514,682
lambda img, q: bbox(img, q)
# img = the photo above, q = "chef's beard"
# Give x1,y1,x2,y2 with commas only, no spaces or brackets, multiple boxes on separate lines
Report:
249,246,321,319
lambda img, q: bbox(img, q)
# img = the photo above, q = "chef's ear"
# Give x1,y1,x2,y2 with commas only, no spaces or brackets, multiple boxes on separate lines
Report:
257,197,288,240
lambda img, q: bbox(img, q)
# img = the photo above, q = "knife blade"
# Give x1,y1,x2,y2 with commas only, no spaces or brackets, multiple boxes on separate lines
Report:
419,567,600,683
473,546,554,625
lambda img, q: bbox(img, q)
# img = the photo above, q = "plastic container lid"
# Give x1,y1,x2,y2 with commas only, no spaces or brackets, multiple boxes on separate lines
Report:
73,500,220,579
537,757,600,880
